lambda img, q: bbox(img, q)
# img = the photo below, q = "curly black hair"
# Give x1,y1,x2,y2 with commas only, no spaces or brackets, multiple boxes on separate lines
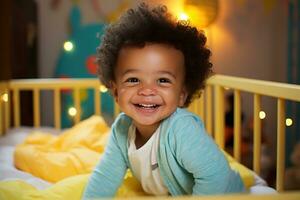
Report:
97,2,213,107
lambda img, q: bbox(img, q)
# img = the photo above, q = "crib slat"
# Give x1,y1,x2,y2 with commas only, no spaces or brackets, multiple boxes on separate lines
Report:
190,98,202,119
193,100,197,115
276,98,285,192
253,94,261,174
205,85,212,135
214,85,225,148
4,89,10,132
234,90,241,162
13,89,20,127
0,100,3,135
74,88,81,124
196,99,199,116
187,99,195,114
199,95,205,121
0,84,3,134
54,89,61,129
33,89,40,127
94,86,101,116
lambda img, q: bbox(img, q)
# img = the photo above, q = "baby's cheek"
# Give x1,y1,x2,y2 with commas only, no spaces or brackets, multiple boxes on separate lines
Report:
118,88,127,95
117,88,131,103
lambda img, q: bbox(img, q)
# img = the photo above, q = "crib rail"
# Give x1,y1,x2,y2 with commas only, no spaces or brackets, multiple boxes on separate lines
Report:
1,75,300,192
0,78,111,130
205,75,300,192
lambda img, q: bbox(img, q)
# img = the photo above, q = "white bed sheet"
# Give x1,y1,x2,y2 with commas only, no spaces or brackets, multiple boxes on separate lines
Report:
0,127,276,194
0,127,59,190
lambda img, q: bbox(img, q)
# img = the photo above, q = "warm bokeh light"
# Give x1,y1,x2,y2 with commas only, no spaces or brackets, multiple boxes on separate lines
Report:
286,118,293,127
68,107,77,117
184,0,219,28
64,41,74,51
178,12,189,21
1,93,8,102
99,85,108,93
259,111,266,119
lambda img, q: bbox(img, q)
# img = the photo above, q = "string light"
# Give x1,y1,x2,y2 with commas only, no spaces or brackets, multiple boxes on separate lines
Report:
286,118,293,127
68,107,77,117
1,93,8,102
99,85,108,93
64,41,74,52
259,111,266,119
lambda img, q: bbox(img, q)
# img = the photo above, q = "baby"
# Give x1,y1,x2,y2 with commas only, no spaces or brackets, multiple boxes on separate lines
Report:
83,3,245,198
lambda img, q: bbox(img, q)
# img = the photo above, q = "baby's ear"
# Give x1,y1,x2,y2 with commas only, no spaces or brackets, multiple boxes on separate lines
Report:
111,81,118,102
179,87,188,107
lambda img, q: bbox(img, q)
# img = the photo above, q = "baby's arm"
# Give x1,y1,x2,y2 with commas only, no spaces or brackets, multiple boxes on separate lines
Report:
82,127,127,199
173,116,245,195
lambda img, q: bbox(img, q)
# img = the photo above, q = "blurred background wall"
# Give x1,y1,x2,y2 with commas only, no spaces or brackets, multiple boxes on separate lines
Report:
34,0,288,81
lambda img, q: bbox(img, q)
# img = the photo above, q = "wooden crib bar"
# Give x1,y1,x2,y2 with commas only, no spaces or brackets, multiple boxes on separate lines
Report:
233,90,241,162
277,98,285,192
208,75,300,101
54,88,61,129
13,89,20,127
33,88,40,127
205,85,213,135
214,85,225,149
253,94,262,175
0,82,10,133
94,86,101,116
73,88,81,124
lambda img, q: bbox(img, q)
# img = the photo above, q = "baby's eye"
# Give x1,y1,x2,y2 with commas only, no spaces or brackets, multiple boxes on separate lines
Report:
158,78,171,84
125,77,139,83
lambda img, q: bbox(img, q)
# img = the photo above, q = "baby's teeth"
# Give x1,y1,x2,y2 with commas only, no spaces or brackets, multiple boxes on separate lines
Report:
139,104,156,107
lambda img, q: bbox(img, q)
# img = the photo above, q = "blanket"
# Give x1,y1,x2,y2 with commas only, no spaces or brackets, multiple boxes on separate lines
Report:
0,115,254,199
0,171,146,200
14,116,110,182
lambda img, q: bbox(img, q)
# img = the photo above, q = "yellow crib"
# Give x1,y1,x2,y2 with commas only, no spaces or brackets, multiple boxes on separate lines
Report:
0,74,300,200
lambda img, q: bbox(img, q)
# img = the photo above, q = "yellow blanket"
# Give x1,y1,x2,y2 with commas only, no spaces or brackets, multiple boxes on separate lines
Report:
0,115,254,200
0,171,146,200
14,115,110,183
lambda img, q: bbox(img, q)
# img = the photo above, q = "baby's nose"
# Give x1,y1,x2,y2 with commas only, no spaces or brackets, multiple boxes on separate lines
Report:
138,85,157,96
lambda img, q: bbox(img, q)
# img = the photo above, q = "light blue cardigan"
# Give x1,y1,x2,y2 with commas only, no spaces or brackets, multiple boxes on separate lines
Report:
82,108,245,199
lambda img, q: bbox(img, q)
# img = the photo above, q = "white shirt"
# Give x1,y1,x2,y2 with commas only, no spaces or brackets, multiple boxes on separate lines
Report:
127,124,169,195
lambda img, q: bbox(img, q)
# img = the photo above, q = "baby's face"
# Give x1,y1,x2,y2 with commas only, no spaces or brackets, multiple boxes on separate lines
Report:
112,43,187,130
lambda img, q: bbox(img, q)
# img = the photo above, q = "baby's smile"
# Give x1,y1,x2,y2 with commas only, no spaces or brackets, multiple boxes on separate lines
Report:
133,103,161,115
135,103,160,109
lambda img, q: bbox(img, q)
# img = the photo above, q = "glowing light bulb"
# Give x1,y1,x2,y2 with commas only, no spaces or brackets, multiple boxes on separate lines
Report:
1,93,8,102
259,111,266,119
64,41,74,51
99,85,108,93
178,12,189,21
68,107,77,117
286,118,293,127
